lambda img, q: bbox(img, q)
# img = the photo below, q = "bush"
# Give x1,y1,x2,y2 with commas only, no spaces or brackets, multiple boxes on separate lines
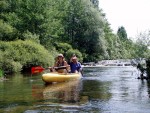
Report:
0,19,17,41
54,42,83,62
55,42,72,55
66,49,83,62
0,40,55,73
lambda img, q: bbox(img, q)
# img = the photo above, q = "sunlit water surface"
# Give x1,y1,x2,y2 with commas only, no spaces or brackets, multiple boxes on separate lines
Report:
0,67,150,113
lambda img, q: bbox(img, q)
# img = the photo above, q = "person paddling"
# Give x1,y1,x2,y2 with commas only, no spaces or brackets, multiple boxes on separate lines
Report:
53,54,70,73
70,55,82,73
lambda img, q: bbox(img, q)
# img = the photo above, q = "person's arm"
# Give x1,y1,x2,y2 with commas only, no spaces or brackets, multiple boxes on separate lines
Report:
64,61,70,72
78,62,83,76
52,62,58,72
54,59,59,67
78,62,82,72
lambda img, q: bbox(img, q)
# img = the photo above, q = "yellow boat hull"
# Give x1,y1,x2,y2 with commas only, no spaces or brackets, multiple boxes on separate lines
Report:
42,72,81,83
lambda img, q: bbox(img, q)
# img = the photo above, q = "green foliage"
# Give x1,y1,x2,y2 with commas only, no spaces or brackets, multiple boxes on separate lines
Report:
0,69,3,77
136,30,150,47
55,42,72,54
60,0,107,61
0,0,149,69
0,19,17,41
90,0,99,8
0,40,54,73
66,49,83,62
117,26,128,41
0,0,9,12
22,30,40,43
54,42,83,62
103,21,125,59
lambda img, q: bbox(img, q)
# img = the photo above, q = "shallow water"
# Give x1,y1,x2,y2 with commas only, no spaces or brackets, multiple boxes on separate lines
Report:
0,67,150,113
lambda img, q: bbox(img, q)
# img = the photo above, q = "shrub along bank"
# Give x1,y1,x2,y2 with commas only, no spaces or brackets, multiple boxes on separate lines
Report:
0,40,55,73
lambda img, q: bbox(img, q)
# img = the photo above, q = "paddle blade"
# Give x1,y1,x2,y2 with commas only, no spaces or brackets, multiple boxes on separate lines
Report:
31,66,45,74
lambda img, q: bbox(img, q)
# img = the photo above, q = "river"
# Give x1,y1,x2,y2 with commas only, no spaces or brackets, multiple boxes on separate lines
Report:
0,66,150,113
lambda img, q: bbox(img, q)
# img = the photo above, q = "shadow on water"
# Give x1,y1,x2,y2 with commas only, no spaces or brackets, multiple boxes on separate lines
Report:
0,67,150,113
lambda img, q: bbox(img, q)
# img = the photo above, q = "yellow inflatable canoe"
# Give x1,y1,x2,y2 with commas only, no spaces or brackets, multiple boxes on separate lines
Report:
42,72,82,83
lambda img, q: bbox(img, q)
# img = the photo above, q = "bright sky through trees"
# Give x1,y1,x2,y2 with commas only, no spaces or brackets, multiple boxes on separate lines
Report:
99,0,150,41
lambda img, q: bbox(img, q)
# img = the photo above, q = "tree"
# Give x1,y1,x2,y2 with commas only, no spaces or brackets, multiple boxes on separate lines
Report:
134,30,150,59
90,0,99,8
117,26,128,41
0,19,17,41
136,30,150,47
103,20,122,59
61,0,107,62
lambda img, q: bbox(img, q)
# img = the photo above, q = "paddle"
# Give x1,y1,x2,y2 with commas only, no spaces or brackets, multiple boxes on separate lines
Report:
80,70,84,77
31,66,68,74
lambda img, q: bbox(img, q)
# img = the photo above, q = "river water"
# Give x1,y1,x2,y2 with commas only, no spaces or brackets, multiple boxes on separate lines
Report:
0,67,150,113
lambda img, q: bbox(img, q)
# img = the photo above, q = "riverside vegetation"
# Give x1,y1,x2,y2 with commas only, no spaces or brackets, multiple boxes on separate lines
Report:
0,0,150,74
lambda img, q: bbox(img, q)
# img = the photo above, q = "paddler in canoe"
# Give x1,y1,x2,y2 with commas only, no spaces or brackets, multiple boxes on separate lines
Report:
51,54,70,73
51,53,82,74
69,55,82,73
42,54,82,83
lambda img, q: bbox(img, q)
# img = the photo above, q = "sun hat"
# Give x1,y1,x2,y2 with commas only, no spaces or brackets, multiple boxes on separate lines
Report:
58,54,64,57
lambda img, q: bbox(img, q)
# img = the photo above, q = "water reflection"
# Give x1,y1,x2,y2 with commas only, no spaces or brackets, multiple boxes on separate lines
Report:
137,80,150,100
30,80,91,112
32,80,89,105
43,80,81,103
147,81,150,98
32,85,43,100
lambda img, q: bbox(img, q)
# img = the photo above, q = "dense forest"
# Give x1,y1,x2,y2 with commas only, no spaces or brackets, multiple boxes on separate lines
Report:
0,0,150,73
